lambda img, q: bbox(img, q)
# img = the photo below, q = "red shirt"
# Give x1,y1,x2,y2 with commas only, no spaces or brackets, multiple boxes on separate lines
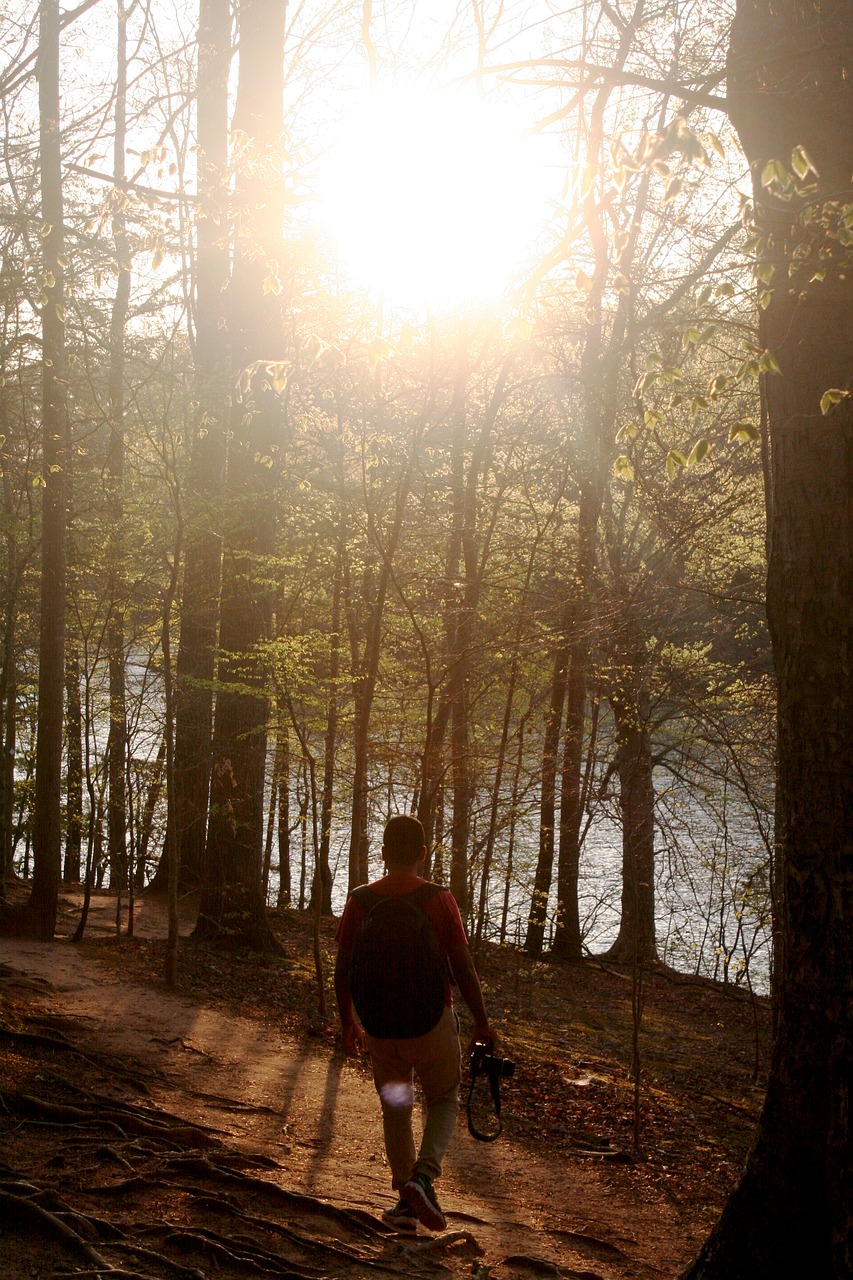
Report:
336,874,468,1006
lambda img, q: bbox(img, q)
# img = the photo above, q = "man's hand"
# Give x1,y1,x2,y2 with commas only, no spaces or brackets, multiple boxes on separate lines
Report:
341,1021,366,1057
468,1023,497,1056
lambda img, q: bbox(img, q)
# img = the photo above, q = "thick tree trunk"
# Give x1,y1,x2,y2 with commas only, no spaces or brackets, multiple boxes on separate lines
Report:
684,3,853,1273
603,689,657,965
106,0,130,907
28,0,67,941
169,0,231,892
194,0,286,952
63,645,83,883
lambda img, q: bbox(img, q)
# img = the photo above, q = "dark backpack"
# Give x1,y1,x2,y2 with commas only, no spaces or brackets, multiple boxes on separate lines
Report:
348,882,448,1039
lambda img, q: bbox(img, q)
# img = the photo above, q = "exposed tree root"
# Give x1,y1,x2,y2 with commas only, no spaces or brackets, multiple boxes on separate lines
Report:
161,1154,385,1239
3,1089,221,1143
1,996,484,1279
0,1025,153,1091
0,1187,110,1267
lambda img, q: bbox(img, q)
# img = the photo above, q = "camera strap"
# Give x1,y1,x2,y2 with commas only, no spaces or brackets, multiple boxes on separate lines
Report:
465,1069,503,1143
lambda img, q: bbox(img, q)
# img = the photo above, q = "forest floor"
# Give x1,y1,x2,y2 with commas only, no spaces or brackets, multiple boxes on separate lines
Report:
0,886,771,1280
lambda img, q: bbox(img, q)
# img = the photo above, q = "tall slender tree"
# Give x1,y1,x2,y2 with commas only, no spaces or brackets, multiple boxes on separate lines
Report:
27,0,68,940
106,0,130,909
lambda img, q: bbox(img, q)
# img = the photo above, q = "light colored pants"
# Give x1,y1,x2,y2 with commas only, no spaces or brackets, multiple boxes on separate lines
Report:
365,1005,462,1189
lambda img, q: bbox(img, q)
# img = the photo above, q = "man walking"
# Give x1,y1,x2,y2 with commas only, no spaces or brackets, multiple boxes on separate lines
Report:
335,814,496,1232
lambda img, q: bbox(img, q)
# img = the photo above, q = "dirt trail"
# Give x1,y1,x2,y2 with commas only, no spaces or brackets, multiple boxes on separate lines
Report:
2,893,699,1279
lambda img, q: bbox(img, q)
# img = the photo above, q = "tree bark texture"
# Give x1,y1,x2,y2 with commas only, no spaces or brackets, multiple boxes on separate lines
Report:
106,0,130,900
317,538,343,912
170,0,231,890
685,2,853,1272
28,0,68,940
525,636,569,956
194,0,286,951
0,415,18,890
604,688,656,965
63,645,83,883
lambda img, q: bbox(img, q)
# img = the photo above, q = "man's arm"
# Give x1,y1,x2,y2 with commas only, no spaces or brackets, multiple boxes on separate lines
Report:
446,941,497,1053
334,939,366,1056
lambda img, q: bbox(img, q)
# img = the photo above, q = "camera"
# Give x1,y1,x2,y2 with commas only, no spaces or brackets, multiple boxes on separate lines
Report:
470,1040,515,1082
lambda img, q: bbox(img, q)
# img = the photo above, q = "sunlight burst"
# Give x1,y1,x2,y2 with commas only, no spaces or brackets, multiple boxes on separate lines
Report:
321,88,551,311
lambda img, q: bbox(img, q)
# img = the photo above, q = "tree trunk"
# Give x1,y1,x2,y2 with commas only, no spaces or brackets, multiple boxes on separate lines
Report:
135,736,165,886
346,443,416,891
106,0,130,908
525,636,568,956
603,689,657,965
163,517,183,987
63,645,83,883
27,0,68,941
0,419,19,891
684,3,853,1273
316,539,342,913
193,0,286,952
169,0,231,892
276,726,291,908
553,591,592,961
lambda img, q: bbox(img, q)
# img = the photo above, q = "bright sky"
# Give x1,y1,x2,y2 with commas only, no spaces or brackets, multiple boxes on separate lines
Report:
319,85,558,313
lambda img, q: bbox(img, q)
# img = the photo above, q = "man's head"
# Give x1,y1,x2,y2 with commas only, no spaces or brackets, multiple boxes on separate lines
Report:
382,814,426,869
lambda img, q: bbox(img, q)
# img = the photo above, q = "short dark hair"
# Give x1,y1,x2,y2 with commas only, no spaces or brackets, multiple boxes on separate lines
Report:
383,815,425,866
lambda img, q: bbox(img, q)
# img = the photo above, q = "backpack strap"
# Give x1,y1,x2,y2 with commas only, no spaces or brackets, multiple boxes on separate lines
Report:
409,881,446,910
351,885,379,911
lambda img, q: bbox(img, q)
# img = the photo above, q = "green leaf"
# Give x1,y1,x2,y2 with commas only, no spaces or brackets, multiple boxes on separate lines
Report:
758,350,782,375
791,145,817,179
613,455,635,482
666,449,687,479
820,388,849,414
687,437,710,466
729,421,760,442
682,327,701,350
760,158,788,188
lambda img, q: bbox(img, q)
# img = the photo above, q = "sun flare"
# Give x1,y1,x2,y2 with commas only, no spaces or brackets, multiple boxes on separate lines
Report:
321,87,551,312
